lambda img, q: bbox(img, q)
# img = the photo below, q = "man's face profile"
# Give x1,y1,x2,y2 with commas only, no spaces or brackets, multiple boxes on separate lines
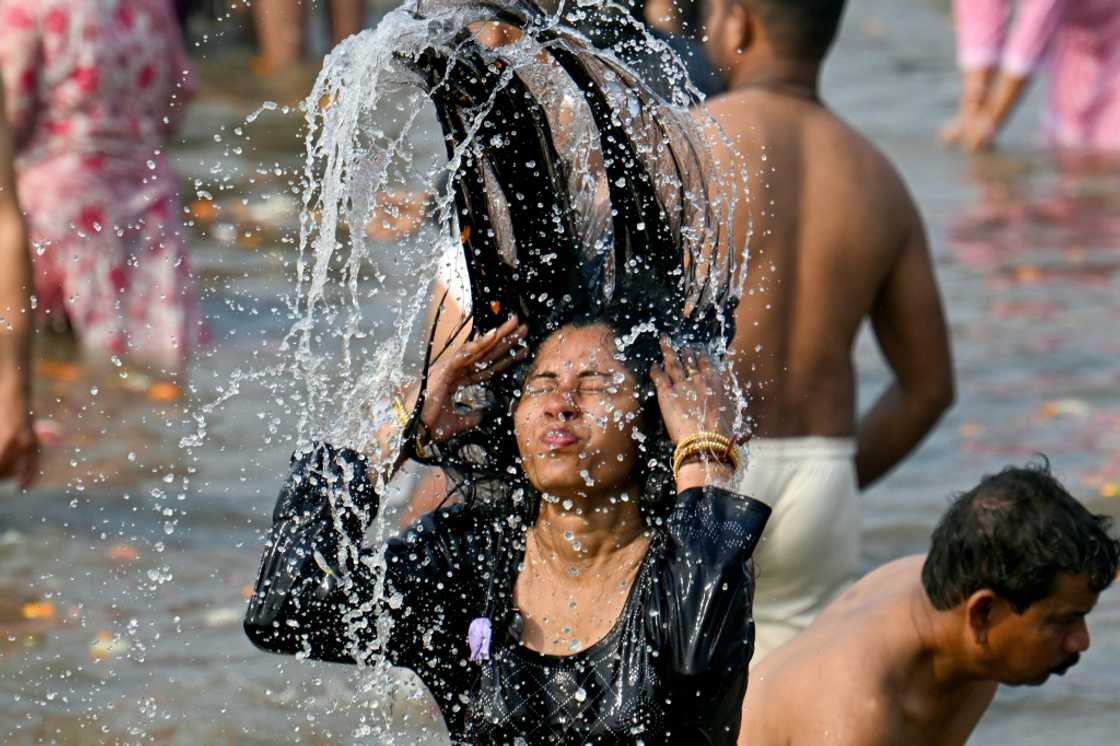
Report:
984,573,1098,686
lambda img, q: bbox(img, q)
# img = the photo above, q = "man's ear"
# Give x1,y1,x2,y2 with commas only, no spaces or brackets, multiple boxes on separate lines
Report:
965,590,1000,645
727,3,755,55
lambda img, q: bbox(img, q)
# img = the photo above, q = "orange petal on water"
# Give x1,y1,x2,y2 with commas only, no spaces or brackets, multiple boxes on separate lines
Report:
33,419,65,447
106,544,139,562
90,630,126,659
240,585,254,600
190,199,217,222
147,382,182,402
1101,482,1119,499
39,361,81,382
20,601,57,621
1015,265,1041,284
959,422,983,438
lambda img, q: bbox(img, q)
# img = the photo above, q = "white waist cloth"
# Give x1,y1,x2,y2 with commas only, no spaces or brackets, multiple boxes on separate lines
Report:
731,436,860,661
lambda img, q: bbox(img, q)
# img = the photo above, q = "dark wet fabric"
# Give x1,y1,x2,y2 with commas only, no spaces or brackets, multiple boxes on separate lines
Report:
244,444,770,745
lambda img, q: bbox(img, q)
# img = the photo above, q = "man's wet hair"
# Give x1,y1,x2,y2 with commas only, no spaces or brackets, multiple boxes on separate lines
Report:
922,460,1120,613
744,0,848,60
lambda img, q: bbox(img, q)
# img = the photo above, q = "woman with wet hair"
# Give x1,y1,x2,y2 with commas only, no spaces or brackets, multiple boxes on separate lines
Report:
244,2,764,742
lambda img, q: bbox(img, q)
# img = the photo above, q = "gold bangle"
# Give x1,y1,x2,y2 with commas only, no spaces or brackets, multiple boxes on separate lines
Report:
673,440,740,478
674,444,735,472
674,450,739,480
672,448,734,477
673,432,733,464
676,431,732,452
673,439,725,470
393,396,411,427
673,442,724,475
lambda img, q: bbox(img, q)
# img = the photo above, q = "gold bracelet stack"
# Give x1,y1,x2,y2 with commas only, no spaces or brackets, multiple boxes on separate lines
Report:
672,431,740,479
392,396,412,427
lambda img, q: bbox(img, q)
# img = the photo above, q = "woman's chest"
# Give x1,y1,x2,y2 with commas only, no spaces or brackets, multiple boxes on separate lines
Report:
468,622,670,745
513,566,641,657
511,534,651,657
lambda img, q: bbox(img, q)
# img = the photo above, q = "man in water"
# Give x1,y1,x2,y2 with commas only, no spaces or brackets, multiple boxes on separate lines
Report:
699,0,955,656
740,462,1119,745
0,87,37,488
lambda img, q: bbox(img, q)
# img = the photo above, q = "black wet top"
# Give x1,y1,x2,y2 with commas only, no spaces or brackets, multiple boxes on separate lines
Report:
244,444,770,745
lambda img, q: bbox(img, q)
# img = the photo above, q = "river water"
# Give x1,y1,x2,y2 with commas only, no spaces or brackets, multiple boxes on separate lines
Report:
0,0,1117,743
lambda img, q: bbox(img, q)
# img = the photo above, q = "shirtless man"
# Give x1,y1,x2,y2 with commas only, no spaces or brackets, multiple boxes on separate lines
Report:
699,0,955,656
740,463,1119,745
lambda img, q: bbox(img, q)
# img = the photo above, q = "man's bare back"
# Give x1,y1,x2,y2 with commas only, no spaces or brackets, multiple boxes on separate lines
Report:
703,88,952,486
696,0,955,656
741,556,996,746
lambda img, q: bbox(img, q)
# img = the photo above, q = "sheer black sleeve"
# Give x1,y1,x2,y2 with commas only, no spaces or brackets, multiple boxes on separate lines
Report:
243,442,382,664
242,443,492,729
651,485,771,744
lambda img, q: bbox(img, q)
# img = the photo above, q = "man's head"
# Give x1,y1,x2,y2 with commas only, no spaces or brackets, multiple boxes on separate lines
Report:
922,462,1120,685
701,0,847,80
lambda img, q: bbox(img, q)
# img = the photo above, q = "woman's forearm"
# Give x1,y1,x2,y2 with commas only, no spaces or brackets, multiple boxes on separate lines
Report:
0,204,32,405
981,72,1029,134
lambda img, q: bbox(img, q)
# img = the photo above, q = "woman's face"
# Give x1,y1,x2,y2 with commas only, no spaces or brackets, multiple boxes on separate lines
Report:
514,324,647,500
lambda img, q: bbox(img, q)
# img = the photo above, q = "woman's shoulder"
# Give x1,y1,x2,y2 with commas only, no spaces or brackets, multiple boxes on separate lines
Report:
645,487,770,676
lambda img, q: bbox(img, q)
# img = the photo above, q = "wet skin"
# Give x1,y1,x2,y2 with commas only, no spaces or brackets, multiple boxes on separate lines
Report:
513,324,646,501
978,572,1096,687
699,0,954,487
739,556,1102,746
511,325,653,656
411,320,736,656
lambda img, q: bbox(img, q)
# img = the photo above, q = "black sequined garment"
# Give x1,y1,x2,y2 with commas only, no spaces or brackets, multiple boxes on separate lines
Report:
244,444,770,745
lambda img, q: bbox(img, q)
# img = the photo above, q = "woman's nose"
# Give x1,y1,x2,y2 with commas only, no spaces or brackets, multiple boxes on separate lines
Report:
543,389,581,420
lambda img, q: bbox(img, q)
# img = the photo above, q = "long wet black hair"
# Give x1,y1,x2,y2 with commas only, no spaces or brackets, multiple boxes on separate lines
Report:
398,0,739,520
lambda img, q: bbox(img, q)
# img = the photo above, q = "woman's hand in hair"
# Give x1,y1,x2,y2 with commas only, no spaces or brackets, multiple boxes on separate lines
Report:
650,336,736,445
420,315,528,443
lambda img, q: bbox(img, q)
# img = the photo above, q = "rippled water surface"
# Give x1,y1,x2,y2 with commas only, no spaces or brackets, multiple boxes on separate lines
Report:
1,0,1117,743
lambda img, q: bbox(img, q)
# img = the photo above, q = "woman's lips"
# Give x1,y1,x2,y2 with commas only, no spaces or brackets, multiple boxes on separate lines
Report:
541,428,580,449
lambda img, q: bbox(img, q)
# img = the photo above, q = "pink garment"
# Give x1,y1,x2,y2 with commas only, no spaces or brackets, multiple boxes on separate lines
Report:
0,0,200,370
953,0,1120,149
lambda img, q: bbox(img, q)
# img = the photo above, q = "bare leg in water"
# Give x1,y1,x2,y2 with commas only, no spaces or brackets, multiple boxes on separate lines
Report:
328,0,364,45
251,0,304,73
252,0,363,72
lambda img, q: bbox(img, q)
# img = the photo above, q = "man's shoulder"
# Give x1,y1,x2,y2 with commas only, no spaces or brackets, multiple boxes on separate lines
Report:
701,91,915,210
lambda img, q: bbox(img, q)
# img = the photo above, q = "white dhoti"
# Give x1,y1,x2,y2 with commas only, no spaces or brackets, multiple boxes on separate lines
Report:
731,437,861,661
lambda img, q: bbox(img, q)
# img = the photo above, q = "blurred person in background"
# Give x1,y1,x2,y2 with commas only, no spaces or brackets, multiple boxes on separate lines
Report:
943,0,1120,152
0,86,38,489
250,0,365,75
0,0,200,375
699,0,955,659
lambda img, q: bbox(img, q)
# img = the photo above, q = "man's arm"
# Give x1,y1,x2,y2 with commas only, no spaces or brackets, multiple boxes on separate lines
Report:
0,86,38,487
855,205,954,488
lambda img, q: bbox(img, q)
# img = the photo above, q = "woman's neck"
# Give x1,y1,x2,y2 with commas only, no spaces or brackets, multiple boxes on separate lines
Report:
531,488,647,568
